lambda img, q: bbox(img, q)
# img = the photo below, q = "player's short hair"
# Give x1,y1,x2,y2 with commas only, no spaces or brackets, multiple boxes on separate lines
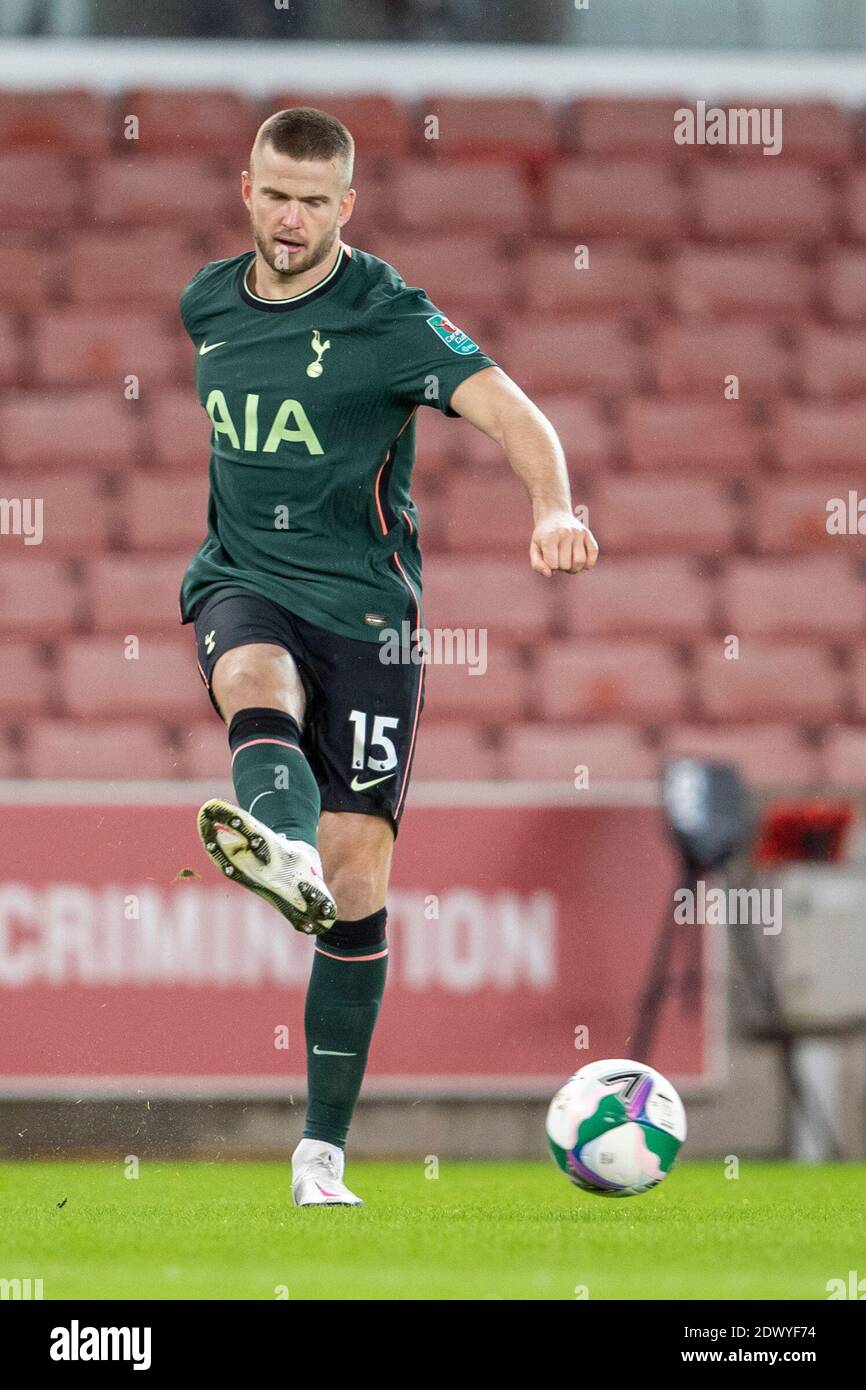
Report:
252,107,355,191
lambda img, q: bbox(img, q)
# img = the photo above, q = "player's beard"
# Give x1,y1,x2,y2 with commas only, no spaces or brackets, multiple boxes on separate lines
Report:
252,220,340,279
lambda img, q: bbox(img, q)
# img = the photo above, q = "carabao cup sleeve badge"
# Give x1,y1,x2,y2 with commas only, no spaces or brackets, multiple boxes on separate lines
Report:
425,313,480,355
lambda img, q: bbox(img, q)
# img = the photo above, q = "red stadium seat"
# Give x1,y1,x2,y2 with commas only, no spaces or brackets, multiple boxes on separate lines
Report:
0,313,23,386
0,730,21,775
22,719,180,779
85,556,189,633
671,248,814,321
68,229,204,307
565,97,690,160
0,154,81,227
0,641,53,716
694,640,844,720
122,473,209,551
720,557,863,638
841,170,866,241
174,720,230,780
417,96,557,161
495,318,641,395
201,225,260,265
0,242,59,308
415,407,460,474
0,559,81,637
653,321,791,396
750,477,864,552
593,476,739,554
0,391,139,472
0,473,112,555
149,390,211,472
422,558,552,637
532,396,616,472
437,413,500,471
270,94,412,158
524,243,661,318
536,641,687,722
0,89,110,154
763,101,853,167
33,309,182,387
450,397,613,476
546,160,686,239
502,723,657,780
772,401,866,471
120,88,259,157
421,642,528,723
389,158,530,234
663,725,822,786
91,156,235,227
409,722,501,780
623,400,761,472
796,325,866,398
821,250,866,322
439,473,533,554
823,727,866,785
698,100,851,168
58,637,204,718
849,650,866,719
693,167,835,242
367,232,508,311
559,557,714,639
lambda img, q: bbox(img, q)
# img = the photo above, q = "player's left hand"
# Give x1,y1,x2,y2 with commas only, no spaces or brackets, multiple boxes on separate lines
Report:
530,511,599,577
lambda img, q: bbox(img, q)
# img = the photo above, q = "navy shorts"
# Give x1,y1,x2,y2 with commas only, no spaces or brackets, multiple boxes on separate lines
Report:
189,585,425,834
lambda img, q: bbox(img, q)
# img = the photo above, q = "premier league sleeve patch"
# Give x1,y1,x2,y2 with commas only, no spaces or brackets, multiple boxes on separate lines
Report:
425,313,480,355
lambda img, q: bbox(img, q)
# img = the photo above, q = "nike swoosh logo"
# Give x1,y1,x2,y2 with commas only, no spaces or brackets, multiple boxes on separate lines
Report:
199,340,227,355
350,772,396,792
312,1045,357,1056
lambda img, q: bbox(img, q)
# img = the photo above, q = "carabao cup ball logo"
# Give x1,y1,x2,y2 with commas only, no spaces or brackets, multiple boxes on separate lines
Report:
425,313,480,355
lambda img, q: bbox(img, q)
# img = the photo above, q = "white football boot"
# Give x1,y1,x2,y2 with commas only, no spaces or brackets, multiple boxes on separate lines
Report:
197,799,337,936
292,1139,364,1207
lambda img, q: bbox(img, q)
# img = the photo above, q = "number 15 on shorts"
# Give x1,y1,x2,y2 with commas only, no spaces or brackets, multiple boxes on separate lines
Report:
349,709,400,774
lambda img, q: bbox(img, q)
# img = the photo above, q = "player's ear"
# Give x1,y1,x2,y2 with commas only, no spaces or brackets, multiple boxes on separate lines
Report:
338,187,356,226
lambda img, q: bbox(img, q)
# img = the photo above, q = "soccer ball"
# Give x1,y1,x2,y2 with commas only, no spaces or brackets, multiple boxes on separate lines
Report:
545,1058,686,1197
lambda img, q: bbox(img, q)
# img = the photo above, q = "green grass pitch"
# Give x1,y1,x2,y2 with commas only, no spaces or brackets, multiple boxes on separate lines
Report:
1,1160,864,1300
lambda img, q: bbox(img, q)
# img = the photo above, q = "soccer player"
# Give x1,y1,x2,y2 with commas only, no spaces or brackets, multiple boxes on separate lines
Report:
179,108,598,1206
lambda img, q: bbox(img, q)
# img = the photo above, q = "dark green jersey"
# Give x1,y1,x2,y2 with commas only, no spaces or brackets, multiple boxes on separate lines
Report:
178,242,497,641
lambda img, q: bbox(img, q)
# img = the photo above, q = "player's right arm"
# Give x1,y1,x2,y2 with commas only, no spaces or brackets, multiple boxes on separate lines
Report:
449,365,599,578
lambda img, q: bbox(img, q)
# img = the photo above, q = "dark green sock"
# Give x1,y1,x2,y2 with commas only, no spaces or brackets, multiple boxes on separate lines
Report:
228,706,320,847
304,910,389,1148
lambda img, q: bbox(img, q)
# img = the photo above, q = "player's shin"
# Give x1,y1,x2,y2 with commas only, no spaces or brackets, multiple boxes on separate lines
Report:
303,908,389,1148
228,706,320,846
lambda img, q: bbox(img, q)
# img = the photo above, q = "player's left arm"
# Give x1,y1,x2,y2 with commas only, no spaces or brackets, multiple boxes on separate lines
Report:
449,365,599,577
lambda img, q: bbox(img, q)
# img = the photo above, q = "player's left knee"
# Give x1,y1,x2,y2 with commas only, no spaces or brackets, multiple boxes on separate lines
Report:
328,862,387,921
318,813,393,920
